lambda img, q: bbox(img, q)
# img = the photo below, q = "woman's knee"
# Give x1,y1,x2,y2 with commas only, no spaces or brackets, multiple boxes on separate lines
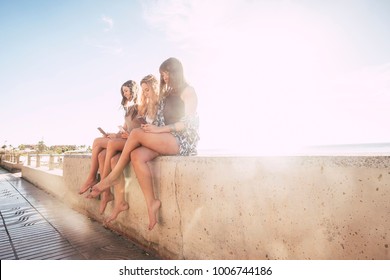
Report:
129,128,144,140
93,137,105,148
130,149,141,164
131,149,149,165
107,139,122,153
106,139,115,150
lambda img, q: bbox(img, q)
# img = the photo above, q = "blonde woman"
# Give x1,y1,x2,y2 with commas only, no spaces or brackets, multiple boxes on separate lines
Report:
138,74,160,125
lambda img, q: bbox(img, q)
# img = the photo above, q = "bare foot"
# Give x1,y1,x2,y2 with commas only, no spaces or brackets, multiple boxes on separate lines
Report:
79,178,98,194
148,199,161,231
99,191,114,214
105,202,129,224
86,184,103,199
86,176,120,199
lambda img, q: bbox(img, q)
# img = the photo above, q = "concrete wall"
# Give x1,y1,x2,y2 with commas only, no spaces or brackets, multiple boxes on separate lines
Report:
21,166,65,198
21,155,390,260
0,160,24,173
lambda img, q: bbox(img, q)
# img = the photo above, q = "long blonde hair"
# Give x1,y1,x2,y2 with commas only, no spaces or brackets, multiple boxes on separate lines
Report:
138,74,159,120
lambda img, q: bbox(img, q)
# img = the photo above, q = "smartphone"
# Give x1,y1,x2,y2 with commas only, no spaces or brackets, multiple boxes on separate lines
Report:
97,127,108,136
137,116,147,124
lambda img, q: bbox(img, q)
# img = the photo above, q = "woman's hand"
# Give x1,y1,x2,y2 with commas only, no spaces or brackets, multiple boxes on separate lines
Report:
141,124,163,133
107,133,117,139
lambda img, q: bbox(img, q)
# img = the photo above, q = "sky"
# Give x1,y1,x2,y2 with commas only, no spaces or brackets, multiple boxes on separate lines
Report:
0,0,389,154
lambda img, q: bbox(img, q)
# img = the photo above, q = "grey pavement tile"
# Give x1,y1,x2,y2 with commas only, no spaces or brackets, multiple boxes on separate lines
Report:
0,167,159,260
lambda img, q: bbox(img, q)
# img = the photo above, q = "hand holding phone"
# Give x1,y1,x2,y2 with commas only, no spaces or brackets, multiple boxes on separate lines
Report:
97,127,108,137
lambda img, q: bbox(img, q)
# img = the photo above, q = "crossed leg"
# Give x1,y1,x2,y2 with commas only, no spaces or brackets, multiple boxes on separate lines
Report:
97,138,126,214
79,137,110,194
89,128,179,196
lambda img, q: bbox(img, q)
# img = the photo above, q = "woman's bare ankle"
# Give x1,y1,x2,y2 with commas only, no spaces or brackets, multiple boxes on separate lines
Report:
99,192,114,214
106,202,129,223
148,199,161,230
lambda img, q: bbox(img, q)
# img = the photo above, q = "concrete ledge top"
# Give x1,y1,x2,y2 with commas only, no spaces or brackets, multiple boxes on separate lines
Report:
64,153,390,168
64,154,93,159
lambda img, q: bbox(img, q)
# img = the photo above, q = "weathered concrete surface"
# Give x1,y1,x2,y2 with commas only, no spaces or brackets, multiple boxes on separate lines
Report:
21,155,390,260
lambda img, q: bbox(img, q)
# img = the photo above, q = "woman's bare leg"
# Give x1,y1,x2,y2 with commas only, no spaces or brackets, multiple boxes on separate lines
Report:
99,190,114,214
99,139,125,214
88,130,142,197
131,147,161,230
101,138,126,179
97,149,106,178
88,128,179,198
97,150,114,214
105,153,129,223
79,137,110,194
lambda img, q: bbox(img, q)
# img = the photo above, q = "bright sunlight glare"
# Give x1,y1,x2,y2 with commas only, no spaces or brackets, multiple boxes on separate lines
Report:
1,0,389,154
144,0,390,154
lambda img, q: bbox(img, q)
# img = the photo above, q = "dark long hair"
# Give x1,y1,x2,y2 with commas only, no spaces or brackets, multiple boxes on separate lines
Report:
120,80,139,119
159,57,188,98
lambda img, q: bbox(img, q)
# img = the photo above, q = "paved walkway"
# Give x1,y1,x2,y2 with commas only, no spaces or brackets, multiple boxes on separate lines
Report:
0,167,159,260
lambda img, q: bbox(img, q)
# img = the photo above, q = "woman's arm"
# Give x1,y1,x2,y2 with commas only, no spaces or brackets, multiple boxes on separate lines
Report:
120,122,129,138
168,86,198,132
182,86,198,116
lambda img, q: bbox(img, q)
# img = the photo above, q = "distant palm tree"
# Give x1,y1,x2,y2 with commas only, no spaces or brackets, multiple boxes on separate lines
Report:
36,141,47,153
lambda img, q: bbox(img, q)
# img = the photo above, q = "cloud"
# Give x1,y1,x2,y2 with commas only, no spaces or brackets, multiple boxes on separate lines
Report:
83,15,123,55
101,15,114,31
